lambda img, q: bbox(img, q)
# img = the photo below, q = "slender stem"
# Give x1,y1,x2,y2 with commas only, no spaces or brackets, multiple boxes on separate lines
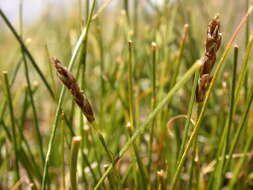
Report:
224,70,253,171
185,83,199,190
187,103,201,190
92,122,120,189
81,151,98,184
73,36,99,187
226,78,253,187
126,123,148,189
128,40,135,125
127,40,147,187
0,61,22,125
148,42,157,171
60,113,66,190
226,46,238,158
23,52,45,161
19,0,44,162
228,92,253,189
3,72,20,185
98,24,105,127
234,34,253,107
79,45,88,187
244,0,250,98
178,71,199,159
212,45,238,190
70,136,82,190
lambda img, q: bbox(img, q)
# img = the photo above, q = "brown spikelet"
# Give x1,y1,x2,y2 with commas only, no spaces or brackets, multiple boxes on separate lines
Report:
50,57,95,122
196,15,222,102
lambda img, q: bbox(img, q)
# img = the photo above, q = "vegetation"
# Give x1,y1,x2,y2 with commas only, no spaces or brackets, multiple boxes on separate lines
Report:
0,0,253,189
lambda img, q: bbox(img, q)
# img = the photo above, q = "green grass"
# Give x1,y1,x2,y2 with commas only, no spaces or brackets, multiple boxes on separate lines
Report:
0,0,253,189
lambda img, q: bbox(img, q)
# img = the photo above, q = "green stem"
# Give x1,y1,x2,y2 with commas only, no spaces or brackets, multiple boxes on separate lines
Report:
224,69,253,172
19,0,44,162
70,136,82,190
0,60,22,123
127,40,147,188
244,1,249,99
212,45,238,190
98,24,105,127
187,102,202,190
178,71,199,159
92,122,120,189
60,113,66,190
148,42,157,171
228,99,253,189
234,34,253,108
3,72,20,185
128,40,135,125
79,44,88,187
127,123,148,189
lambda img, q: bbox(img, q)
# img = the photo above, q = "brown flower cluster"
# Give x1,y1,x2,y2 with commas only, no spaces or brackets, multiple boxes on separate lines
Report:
51,57,95,122
196,15,222,102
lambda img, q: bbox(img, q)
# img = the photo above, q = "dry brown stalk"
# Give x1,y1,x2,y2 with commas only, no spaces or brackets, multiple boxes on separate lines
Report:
50,57,95,122
196,15,222,102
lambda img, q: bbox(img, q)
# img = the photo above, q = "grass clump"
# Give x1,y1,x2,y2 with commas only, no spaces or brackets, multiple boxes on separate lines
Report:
0,1,253,189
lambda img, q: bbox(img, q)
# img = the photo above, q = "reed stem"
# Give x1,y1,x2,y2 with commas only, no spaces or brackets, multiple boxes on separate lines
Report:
70,136,82,190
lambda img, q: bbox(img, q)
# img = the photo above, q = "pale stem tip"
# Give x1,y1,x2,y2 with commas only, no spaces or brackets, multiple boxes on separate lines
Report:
151,42,157,49
126,122,132,129
73,136,82,142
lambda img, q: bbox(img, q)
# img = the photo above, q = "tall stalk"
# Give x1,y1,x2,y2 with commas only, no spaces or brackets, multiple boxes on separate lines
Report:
19,0,44,163
148,42,157,171
127,41,148,188
3,72,20,186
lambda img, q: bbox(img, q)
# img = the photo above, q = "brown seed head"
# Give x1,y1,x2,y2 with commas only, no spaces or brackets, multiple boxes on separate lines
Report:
196,15,222,102
50,57,95,122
